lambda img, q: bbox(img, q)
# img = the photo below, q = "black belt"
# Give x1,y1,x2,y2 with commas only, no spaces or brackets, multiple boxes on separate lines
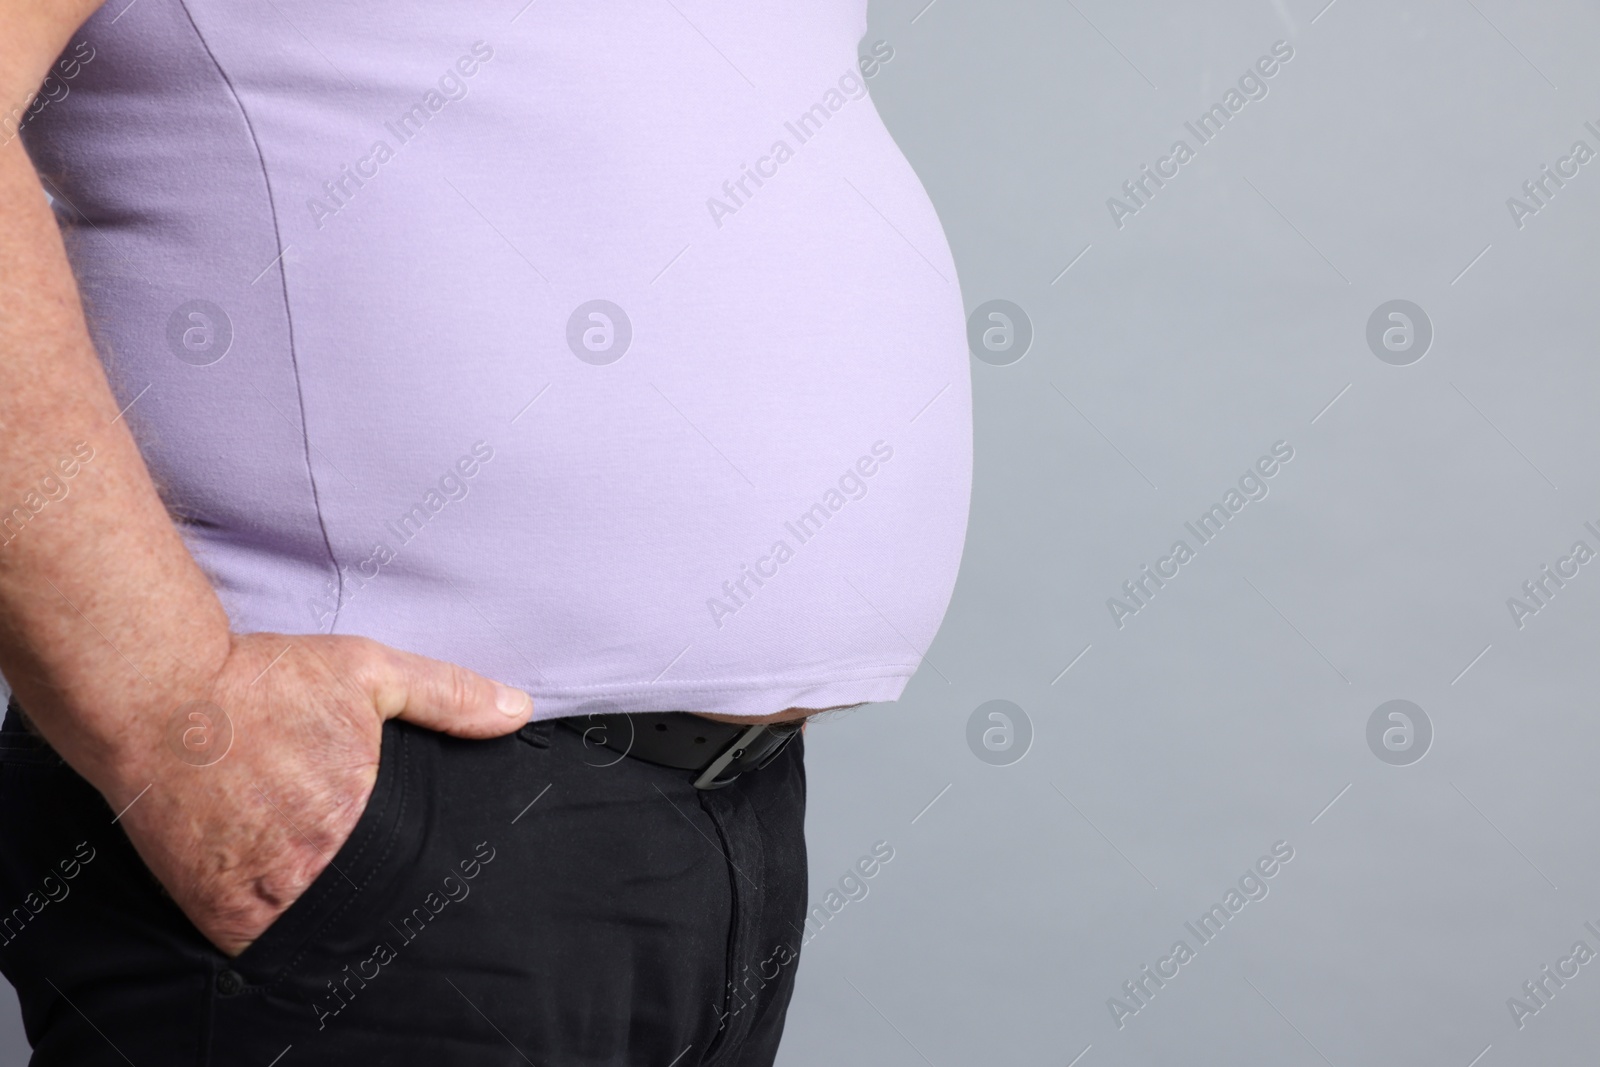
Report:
5,694,799,791
558,711,802,790
0,697,796,790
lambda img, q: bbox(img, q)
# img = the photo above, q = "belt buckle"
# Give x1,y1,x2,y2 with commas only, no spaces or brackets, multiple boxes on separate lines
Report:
692,722,799,791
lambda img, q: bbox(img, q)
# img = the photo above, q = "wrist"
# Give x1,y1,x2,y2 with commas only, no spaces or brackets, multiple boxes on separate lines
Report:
8,628,233,799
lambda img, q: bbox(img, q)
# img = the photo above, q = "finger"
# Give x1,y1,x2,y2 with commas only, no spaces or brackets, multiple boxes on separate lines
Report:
357,643,532,738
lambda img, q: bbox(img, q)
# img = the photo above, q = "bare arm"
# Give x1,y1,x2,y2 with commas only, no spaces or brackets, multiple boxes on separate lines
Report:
0,0,235,792
0,0,531,954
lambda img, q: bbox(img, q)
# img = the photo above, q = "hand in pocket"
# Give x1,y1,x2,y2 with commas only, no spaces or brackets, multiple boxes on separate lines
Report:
107,633,531,957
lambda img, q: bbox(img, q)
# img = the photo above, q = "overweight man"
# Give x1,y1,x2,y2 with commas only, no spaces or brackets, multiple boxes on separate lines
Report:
0,0,971,1063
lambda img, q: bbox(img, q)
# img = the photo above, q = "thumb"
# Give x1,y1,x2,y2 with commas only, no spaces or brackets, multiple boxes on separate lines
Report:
361,644,533,738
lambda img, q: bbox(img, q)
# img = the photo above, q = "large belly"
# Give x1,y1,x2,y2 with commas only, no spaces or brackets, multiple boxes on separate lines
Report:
25,0,973,717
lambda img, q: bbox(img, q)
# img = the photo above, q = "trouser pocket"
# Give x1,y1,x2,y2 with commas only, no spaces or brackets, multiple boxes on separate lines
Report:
224,717,422,984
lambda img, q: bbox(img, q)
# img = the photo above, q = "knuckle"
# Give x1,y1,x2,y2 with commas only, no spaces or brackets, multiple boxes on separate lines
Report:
446,666,481,713
339,636,390,683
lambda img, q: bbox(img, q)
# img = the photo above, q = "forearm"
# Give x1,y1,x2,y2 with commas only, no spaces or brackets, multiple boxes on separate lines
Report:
0,132,230,794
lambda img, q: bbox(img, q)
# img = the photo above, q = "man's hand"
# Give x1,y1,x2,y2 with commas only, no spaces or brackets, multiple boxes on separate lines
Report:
109,632,531,958
0,0,533,962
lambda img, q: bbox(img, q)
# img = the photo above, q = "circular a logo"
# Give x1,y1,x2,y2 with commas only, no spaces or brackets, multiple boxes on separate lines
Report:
571,700,632,768
966,299,1033,366
1365,300,1432,366
1366,699,1432,766
164,700,233,767
566,300,633,365
166,300,233,366
966,699,1033,766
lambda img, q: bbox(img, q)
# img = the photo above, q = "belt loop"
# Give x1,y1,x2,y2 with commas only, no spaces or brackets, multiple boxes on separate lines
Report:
516,719,555,749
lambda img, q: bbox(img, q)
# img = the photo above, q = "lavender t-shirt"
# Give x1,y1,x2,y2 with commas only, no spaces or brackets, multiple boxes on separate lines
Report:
23,0,971,719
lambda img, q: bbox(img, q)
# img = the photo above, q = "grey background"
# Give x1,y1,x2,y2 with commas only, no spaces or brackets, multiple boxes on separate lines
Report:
776,1,1600,1066
7,0,1600,1064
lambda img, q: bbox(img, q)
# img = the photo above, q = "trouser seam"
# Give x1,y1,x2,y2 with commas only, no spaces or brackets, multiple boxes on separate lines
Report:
698,791,749,1067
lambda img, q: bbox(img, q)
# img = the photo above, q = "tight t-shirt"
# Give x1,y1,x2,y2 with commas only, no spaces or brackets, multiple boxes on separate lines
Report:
22,0,972,719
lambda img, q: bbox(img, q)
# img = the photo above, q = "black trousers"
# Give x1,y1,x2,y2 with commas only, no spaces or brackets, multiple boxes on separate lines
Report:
0,708,809,1066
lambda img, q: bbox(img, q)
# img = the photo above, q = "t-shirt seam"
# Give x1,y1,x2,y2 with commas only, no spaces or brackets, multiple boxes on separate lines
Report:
174,0,344,632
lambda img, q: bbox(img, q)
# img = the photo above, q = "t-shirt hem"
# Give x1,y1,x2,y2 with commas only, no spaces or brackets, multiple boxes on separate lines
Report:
518,666,918,721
